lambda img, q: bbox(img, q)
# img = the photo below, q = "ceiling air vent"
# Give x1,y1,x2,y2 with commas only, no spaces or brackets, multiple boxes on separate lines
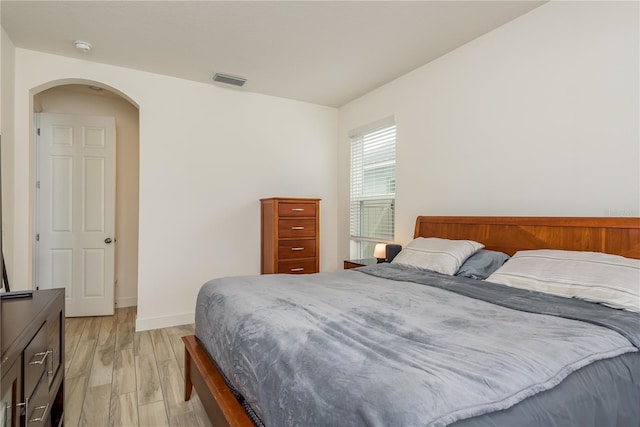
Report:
211,73,247,87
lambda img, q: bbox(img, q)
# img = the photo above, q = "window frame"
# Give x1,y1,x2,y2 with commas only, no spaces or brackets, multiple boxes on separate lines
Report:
349,118,396,259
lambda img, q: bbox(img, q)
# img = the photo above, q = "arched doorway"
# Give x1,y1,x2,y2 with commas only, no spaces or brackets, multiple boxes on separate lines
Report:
32,82,139,314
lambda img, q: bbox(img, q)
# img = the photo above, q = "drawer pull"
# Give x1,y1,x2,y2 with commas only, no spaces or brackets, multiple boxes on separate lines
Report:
291,208,305,212
48,348,56,375
8,401,26,421
29,403,49,423
291,247,304,251
29,351,50,366
291,226,305,230
291,268,305,272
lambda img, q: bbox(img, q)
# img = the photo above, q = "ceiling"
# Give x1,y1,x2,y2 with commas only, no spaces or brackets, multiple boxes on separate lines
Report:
1,1,544,107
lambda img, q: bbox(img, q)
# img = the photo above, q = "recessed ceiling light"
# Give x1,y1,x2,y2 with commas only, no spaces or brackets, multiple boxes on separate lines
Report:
74,40,92,53
211,73,247,87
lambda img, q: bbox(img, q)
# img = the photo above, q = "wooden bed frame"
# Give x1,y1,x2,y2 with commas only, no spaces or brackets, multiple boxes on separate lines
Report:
182,216,640,427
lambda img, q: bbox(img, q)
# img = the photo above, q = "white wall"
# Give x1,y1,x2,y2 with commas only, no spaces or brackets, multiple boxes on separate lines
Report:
1,27,16,287
338,1,640,259
34,85,140,307
11,49,338,329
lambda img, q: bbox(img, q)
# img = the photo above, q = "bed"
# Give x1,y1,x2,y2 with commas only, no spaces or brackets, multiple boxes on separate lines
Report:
182,216,640,427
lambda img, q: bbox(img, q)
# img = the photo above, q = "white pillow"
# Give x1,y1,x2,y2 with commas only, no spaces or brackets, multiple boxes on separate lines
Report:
391,237,484,275
486,249,640,312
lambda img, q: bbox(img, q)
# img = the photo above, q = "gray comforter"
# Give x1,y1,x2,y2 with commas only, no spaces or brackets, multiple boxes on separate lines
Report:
195,264,640,427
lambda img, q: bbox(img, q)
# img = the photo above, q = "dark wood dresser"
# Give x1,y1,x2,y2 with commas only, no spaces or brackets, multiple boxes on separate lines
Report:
1,289,65,427
261,197,320,274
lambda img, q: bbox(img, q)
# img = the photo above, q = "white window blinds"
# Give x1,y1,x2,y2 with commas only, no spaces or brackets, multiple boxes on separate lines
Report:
350,120,396,258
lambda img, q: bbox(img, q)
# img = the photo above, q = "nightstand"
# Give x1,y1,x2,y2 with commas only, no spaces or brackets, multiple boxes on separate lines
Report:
343,258,379,269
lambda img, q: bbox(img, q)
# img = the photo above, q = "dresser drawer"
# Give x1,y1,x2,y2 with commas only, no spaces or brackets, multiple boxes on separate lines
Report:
278,219,316,238
26,375,49,427
24,324,48,400
278,239,317,260
47,310,62,387
278,202,317,218
277,259,318,274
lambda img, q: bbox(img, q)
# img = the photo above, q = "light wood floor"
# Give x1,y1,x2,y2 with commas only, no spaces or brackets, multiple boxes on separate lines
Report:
65,306,213,427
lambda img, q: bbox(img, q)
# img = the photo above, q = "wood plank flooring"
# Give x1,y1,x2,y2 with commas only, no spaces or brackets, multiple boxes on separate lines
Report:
65,307,213,427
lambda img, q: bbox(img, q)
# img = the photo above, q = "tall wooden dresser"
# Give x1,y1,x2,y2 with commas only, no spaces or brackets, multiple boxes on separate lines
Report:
261,197,320,274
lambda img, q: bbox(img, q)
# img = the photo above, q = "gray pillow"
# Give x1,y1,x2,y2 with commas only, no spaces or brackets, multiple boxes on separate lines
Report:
456,250,510,280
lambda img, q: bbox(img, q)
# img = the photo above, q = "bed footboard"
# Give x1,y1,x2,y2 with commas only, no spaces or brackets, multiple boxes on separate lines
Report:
182,335,254,427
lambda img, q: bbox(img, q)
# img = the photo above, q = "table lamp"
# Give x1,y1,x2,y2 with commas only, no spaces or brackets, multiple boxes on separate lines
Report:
373,243,387,263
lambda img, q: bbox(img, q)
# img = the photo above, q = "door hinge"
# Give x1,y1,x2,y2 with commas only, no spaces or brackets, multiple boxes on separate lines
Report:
36,233,40,241
37,128,40,136
36,181,40,189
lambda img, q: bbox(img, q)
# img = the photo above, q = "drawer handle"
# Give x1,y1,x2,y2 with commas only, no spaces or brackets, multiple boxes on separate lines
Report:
291,247,304,251
291,226,305,230
290,268,305,272
48,348,56,375
29,403,49,423
9,401,27,421
291,208,305,212
29,351,50,366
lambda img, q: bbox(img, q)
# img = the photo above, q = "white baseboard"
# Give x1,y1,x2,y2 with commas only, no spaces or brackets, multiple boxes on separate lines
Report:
115,296,137,308
135,311,195,332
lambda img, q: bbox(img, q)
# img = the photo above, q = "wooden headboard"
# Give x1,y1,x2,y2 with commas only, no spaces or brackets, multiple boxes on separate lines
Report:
414,216,640,259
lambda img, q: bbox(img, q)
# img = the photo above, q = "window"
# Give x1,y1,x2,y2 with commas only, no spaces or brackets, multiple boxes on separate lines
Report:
349,119,396,259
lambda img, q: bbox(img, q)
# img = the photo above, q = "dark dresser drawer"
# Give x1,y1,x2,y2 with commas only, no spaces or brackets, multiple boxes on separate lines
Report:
24,324,48,399
26,375,50,427
47,309,62,387
278,239,317,259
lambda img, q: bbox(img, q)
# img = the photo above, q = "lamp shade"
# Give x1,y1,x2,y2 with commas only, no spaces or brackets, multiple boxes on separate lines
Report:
373,243,387,260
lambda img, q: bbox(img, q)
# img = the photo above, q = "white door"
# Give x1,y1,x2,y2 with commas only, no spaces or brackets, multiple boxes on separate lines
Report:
36,113,116,317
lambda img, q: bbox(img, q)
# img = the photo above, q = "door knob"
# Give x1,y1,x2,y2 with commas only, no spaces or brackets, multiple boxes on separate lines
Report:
105,238,113,244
